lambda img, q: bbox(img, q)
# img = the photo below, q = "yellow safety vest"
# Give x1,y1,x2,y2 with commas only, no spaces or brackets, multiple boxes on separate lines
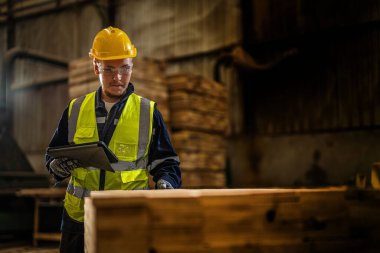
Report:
64,91,155,222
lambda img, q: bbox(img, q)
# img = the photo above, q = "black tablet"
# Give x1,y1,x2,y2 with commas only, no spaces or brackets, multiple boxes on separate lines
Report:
46,141,118,172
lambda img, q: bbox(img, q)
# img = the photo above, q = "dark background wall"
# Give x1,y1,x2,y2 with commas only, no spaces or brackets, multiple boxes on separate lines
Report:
230,0,380,187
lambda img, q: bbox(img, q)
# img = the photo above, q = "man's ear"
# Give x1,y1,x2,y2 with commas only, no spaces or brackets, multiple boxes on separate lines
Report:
93,59,100,75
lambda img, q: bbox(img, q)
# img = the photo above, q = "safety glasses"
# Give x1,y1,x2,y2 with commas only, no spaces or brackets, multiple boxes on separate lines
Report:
97,64,133,76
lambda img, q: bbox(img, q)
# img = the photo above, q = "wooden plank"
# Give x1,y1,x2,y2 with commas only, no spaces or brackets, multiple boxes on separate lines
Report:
167,74,228,99
172,130,226,152
177,150,226,170
84,188,380,252
170,90,227,113
181,170,226,188
34,232,61,241
171,110,228,134
17,187,66,198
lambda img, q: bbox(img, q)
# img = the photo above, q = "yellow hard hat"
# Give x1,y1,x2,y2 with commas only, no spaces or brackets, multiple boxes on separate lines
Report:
89,26,137,60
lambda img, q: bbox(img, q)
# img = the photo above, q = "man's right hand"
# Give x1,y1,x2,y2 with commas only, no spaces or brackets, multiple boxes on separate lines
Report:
50,157,81,178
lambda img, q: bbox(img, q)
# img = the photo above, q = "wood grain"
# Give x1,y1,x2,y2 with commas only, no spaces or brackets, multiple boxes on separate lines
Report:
84,188,380,253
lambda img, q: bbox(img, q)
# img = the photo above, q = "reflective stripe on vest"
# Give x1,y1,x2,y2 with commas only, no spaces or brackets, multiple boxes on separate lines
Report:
67,181,90,198
84,158,149,171
68,95,86,144
137,97,150,159
67,181,149,199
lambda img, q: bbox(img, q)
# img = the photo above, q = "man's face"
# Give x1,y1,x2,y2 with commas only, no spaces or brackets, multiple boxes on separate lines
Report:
94,58,133,102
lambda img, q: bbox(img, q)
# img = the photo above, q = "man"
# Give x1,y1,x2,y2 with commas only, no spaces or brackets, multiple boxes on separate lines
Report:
45,26,181,253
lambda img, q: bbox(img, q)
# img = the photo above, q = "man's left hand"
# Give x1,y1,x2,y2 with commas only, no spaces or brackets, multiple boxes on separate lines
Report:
157,179,174,189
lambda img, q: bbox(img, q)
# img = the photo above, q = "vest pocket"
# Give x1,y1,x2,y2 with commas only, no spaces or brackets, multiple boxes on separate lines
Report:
76,127,96,139
64,191,85,221
120,169,148,189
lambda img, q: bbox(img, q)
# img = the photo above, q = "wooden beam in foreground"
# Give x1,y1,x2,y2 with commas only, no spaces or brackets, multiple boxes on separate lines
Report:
85,188,380,253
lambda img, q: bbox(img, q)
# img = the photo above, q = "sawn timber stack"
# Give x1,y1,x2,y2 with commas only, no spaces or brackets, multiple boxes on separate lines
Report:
167,74,229,188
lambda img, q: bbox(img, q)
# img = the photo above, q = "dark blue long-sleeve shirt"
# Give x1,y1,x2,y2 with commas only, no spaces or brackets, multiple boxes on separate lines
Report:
46,83,181,188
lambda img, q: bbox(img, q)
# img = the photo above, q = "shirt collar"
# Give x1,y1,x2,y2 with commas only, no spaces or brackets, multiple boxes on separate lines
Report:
95,83,135,110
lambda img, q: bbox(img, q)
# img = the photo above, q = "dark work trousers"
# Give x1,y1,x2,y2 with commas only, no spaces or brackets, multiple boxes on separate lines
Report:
60,208,84,253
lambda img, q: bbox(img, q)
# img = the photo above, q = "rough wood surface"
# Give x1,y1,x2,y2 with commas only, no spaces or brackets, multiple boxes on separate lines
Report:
167,74,227,99
170,90,227,113
181,171,226,188
84,188,380,253
172,130,226,152
177,150,225,171
171,110,228,134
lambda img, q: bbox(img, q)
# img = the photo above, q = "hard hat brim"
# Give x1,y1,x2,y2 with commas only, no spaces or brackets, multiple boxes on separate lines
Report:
89,47,137,60
89,53,137,60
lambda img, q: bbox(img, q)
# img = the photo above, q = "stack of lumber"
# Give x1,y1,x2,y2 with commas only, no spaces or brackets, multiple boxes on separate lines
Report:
167,74,228,133
167,74,228,188
68,57,170,124
85,187,380,253
171,130,226,188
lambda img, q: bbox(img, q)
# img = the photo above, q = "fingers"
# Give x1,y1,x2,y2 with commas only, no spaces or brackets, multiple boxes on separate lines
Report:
50,157,81,178
50,158,71,178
